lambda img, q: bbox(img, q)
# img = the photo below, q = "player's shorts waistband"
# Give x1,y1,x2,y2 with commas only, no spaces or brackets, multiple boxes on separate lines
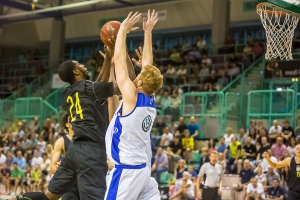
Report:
115,163,146,169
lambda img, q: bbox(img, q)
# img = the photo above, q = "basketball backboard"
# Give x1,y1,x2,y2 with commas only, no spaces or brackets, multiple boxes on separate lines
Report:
258,0,300,17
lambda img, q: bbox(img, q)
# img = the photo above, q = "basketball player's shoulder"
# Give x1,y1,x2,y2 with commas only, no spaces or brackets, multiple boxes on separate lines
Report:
54,137,64,151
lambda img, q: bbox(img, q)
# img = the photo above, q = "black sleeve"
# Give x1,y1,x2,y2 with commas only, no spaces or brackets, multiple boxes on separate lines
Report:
237,145,241,150
252,145,257,153
227,146,230,150
87,81,114,100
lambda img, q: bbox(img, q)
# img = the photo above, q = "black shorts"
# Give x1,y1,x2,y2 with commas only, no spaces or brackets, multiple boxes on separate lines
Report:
48,141,108,200
62,181,79,200
288,189,300,200
10,179,23,186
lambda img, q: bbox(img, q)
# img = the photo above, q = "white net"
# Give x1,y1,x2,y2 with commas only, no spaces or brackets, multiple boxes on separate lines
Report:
257,4,299,60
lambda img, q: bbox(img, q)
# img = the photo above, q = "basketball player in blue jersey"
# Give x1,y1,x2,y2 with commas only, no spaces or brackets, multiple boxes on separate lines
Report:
50,113,79,200
105,10,163,200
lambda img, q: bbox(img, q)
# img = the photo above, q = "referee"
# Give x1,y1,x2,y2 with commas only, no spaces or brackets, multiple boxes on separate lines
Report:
197,150,223,200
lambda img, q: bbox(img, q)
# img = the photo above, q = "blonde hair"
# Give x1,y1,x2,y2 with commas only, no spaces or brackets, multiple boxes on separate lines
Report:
140,65,163,95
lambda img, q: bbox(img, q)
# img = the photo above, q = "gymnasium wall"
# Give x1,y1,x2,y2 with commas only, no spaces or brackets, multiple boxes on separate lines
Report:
0,0,260,47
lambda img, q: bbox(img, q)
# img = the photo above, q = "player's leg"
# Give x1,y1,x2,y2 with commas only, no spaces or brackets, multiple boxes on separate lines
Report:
75,142,107,200
61,181,79,200
14,146,76,200
138,177,160,200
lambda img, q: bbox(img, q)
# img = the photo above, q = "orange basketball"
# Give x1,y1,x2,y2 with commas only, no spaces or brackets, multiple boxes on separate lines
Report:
100,21,121,48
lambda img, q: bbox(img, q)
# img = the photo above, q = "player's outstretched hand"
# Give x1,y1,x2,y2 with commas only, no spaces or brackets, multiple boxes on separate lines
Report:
262,152,269,159
99,44,114,60
132,47,143,68
121,11,142,33
143,9,158,32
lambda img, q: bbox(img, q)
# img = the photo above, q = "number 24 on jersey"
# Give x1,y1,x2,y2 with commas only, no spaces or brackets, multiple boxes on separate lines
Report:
67,92,84,121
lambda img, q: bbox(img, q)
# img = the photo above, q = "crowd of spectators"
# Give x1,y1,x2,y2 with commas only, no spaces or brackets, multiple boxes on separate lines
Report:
150,116,300,199
0,117,61,195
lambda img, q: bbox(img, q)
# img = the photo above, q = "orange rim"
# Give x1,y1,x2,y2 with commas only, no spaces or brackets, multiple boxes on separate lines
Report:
257,3,286,15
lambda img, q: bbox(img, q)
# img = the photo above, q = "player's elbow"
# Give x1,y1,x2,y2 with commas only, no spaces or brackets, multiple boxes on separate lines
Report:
50,165,57,174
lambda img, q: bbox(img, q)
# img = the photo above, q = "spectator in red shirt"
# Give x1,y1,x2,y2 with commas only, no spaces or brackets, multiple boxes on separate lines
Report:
252,41,264,59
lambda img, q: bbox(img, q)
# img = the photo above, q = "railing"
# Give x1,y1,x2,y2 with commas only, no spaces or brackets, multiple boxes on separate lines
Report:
45,87,66,110
246,89,296,128
14,97,58,128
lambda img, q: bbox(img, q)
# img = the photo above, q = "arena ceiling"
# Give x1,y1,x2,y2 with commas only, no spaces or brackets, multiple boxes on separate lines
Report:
0,0,179,24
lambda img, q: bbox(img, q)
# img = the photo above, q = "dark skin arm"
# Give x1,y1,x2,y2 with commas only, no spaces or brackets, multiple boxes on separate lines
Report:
96,44,114,82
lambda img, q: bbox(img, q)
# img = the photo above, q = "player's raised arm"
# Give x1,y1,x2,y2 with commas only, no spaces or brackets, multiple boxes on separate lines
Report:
114,12,141,101
96,45,114,82
262,151,291,168
50,138,64,174
142,9,158,67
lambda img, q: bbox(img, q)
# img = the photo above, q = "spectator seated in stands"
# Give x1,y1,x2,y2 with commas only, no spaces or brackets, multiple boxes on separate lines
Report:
245,177,265,200
224,127,235,146
265,167,281,191
13,151,26,170
174,159,188,182
257,127,270,147
152,147,169,183
0,162,10,194
237,128,247,146
169,171,194,200
218,34,236,54
170,48,182,64
218,153,226,174
287,136,297,157
199,63,210,82
253,136,270,168
10,162,24,196
161,126,174,147
243,42,253,55
243,136,257,163
228,63,241,78
196,35,207,52
217,70,229,90
201,54,212,66
176,65,187,84
164,91,181,121
266,178,285,200
188,165,198,183
31,150,43,167
224,136,243,174
271,136,287,161
241,53,252,68
159,90,172,111
182,129,194,163
207,138,217,155
231,159,255,200
269,120,282,145
165,64,176,84
252,41,264,59
217,136,227,153
254,165,267,188
228,53,239,65
199,147,209,170
154,116,166,136
281,119,294,146
165,133,183,171
248,128,257,145
175,117,187,137
188,47,201,59
260,149,277,174
186,116,199,139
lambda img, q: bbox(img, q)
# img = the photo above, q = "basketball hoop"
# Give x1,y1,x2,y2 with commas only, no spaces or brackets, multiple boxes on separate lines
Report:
257,3,299,60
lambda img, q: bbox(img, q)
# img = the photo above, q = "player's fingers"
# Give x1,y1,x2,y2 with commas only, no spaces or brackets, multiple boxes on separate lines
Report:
131,27,139,31
135,49,141,57
134,14,142,23
99,51,105,57
154,18,159,24
127,11,133,19
132,58,138,64
139,46,143,53
151,9,155,18
131,11,139,20
154,12,158,21
147,9,150,20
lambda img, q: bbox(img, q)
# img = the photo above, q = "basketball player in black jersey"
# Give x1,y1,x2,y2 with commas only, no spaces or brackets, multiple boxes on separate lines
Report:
50,113,79,200
14,42,136,200
263,144,300,200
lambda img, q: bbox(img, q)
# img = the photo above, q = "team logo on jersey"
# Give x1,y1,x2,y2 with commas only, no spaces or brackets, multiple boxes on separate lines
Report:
142,115,152,132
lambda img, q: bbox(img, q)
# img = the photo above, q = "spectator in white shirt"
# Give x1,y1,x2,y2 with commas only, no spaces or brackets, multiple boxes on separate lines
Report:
228,63,241,77
37,135,47,152
40,153,51,172
160,127,174,147
245,177,265,200
165,64,176,76
169,171,194,200
201,54,212,66
269,120,282,145
260,149,277,173
31,150,43,167
254,165,267,187
196,35,207,50
51,118,60,136
224,127,235,146
0,152,7,165
176,65,187,84
199,63,210,79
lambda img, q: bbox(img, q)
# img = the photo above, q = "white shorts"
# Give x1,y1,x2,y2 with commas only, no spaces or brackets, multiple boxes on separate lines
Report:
138,177,160,200
105,164,159,200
